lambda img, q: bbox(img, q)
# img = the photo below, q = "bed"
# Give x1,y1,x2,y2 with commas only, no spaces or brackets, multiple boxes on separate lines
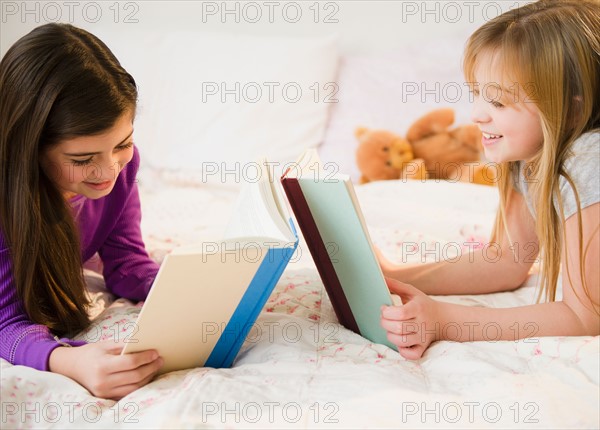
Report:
1,2,598,428
2,180,598,428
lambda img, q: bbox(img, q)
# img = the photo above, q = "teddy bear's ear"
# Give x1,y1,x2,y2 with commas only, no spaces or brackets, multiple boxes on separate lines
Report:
355,127,369,138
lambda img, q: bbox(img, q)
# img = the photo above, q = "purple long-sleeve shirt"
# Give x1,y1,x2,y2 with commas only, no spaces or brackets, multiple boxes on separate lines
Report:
0,146,159,371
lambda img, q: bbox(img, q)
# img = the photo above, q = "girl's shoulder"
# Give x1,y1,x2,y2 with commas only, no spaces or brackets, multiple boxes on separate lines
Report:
560,130,600,219
568,130,599,155
563,131,599,178
125,145,141,180
115,145,141,192
511,131,599,218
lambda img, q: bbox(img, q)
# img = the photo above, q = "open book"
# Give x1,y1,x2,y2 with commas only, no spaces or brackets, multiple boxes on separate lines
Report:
281,149,400,349
122,159,298,373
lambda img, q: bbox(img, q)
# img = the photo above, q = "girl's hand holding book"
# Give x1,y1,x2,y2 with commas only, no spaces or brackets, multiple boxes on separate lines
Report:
380,278,440,360
49,339,163,400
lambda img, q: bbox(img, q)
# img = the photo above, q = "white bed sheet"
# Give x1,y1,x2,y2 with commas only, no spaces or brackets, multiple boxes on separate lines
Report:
1,180,598,429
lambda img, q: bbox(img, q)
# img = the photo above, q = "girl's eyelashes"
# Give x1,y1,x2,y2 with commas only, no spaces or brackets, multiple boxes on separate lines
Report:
72,157,93,166
118,141,134,151
70,141,134,166
472,88,504,108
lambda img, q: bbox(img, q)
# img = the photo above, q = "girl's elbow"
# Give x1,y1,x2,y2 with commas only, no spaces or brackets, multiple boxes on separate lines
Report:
515,270,532,289
581,319,600,336
565,302,600,336
499,260,532,292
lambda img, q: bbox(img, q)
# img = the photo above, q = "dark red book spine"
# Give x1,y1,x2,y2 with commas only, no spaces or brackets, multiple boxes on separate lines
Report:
281,177,360,335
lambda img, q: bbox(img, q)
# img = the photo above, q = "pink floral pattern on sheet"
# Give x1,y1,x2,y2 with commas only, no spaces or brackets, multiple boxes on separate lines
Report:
266,272,324,321
73,298,142,343
3,182,600,429
70,183,498,377
145,234,179,265
459,224,489,251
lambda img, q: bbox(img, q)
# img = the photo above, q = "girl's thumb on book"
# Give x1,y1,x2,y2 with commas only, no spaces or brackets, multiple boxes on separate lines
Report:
385,277,414,295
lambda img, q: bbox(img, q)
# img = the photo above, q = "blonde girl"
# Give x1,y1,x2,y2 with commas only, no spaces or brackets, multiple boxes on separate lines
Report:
379,0,599,359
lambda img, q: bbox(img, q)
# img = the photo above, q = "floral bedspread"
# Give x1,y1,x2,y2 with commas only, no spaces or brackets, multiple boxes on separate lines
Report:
1,180,598,429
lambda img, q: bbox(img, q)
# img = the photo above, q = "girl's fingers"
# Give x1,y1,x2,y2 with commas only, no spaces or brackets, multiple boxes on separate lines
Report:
381,300,415,320
387,332,422,348
115,370,159,397
381,317,420,335
106,357,163,389
98,339,126,355
385,278,420,300
104,371,155,401
106,349,160,374
398,345,426,360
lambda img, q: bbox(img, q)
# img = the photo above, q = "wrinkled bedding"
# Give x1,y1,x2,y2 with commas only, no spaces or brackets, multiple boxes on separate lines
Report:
1,180,598,429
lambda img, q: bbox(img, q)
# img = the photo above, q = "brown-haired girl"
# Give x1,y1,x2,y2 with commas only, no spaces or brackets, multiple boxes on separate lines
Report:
0,23,163,399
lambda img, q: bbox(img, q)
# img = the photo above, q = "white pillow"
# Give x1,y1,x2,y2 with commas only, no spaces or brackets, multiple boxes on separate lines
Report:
128,31,339,188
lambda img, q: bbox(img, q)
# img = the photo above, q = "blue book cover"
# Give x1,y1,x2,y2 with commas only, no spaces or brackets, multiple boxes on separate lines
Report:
122,159,298,373
207,230,298,368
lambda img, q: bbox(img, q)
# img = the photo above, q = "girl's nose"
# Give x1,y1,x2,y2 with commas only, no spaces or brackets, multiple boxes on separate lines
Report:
470,97,491,124
105,157,124,182
84,157,123,183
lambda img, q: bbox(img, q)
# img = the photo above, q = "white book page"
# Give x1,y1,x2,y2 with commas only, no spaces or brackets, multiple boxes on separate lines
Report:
223,159,294,243
284,148,346,184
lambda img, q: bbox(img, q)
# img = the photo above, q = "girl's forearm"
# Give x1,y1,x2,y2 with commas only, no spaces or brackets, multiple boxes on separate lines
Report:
434,300,590,342
387,248,531,295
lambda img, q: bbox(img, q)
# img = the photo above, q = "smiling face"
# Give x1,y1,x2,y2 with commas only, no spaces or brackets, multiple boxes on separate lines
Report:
469,51,544,163
40,111,135,200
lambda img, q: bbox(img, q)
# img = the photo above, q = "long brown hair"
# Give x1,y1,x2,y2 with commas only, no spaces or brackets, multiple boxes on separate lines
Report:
0,23,138,335
463,0,600,310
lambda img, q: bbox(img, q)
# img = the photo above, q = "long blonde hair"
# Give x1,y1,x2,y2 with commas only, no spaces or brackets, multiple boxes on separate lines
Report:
463,0,600,310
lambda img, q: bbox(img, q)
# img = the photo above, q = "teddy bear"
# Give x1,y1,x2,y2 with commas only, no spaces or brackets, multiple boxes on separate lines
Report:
355,127,428,184
406,108,486,182
355,108,497,186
